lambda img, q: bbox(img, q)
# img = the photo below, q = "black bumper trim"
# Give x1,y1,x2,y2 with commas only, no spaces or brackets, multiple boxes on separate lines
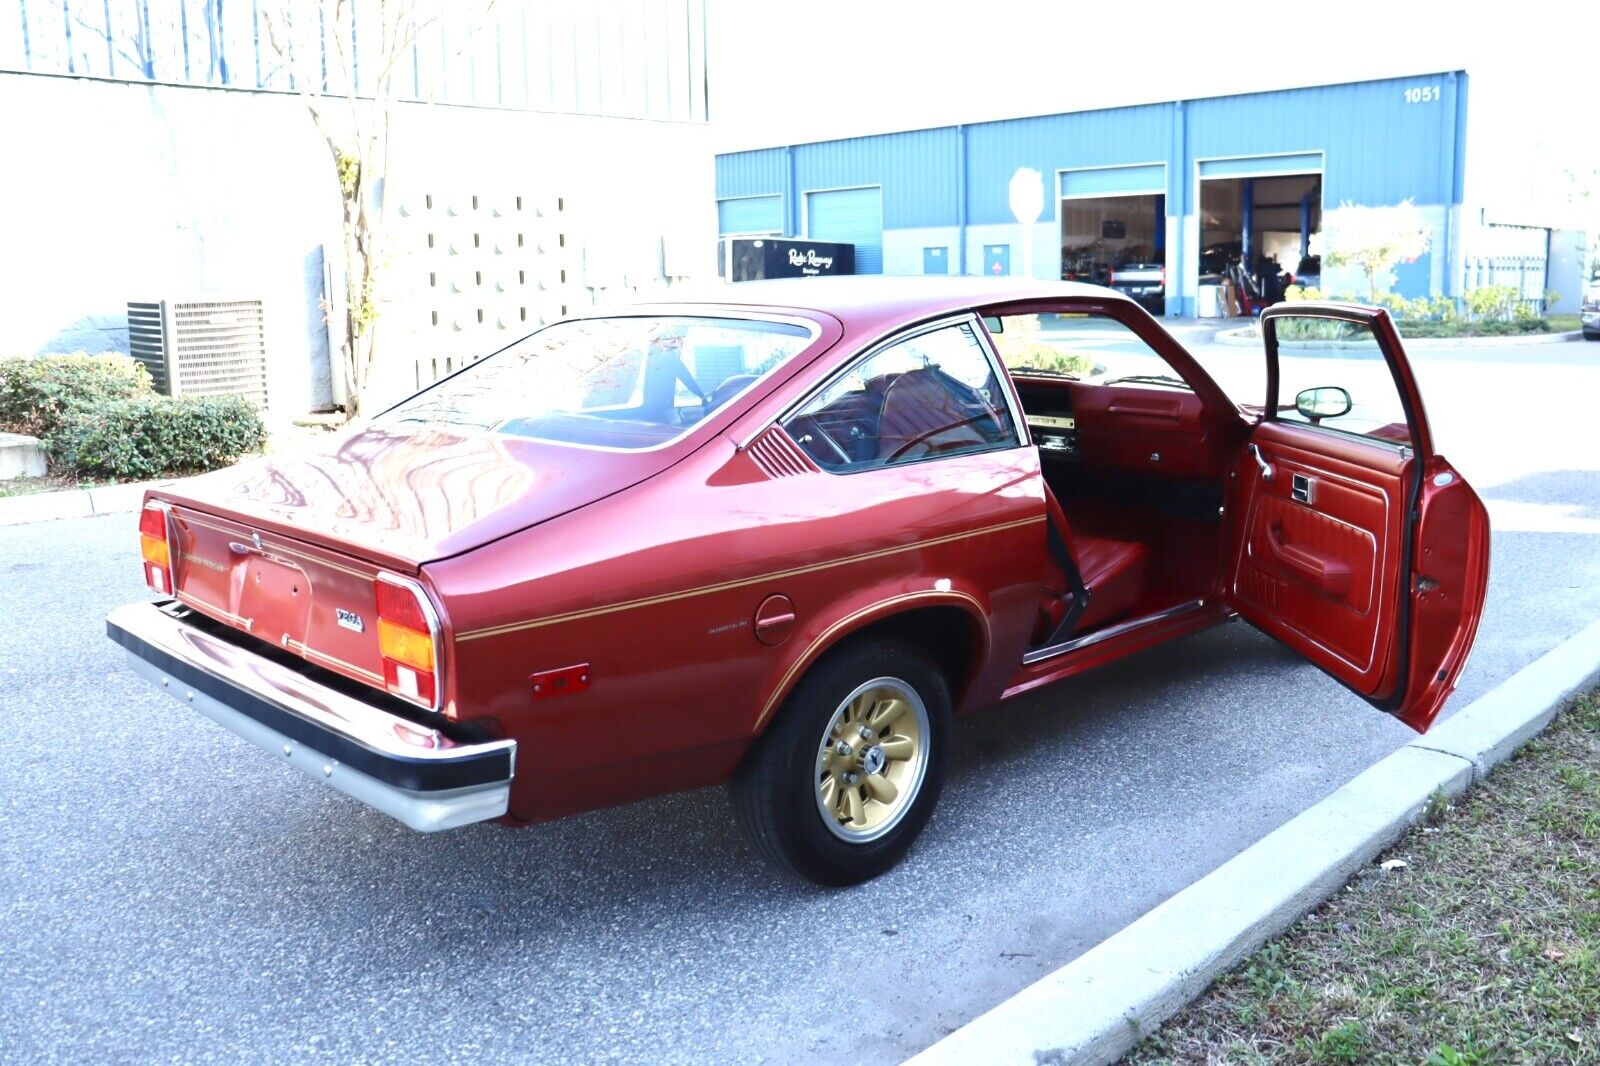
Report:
108,613,512,793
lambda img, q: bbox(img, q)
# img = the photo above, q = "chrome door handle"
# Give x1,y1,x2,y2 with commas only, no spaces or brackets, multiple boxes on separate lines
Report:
1248,443,1274,481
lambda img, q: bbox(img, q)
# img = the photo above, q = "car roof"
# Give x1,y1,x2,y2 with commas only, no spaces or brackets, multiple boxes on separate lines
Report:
630,275,1132,335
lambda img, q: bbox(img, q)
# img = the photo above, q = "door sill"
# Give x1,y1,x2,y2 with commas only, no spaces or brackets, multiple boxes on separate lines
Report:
1022,598,1210,665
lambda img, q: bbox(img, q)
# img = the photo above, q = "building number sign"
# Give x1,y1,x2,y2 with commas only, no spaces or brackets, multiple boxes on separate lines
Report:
1404,84,1441,104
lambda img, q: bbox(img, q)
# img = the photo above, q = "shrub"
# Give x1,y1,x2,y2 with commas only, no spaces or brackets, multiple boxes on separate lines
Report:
0,353,152,439
49,394,267,480
1463,284,1520,321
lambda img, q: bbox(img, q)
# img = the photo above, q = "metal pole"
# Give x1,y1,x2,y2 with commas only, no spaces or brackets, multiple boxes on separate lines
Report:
1241,178,1254,264
957,124,969,276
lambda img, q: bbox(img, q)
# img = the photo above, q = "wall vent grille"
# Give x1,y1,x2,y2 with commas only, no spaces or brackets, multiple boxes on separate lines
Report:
127,300,268,407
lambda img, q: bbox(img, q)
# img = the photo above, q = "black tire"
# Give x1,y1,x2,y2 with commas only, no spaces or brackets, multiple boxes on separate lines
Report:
731,637,952,886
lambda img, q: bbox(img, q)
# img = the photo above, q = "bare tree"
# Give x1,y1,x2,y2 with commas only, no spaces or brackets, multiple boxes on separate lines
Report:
261,0,494,414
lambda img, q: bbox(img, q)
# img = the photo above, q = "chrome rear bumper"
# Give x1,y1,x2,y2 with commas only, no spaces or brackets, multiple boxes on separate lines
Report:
107,600,515,831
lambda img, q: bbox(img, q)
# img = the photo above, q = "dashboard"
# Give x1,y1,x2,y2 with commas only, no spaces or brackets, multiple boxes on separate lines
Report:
1016,383,1079,455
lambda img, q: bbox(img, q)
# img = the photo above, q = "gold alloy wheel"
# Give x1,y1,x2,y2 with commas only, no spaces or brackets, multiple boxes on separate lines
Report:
813,677,931,843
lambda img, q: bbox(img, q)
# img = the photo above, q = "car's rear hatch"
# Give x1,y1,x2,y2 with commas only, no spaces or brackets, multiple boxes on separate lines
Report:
154,423,685,694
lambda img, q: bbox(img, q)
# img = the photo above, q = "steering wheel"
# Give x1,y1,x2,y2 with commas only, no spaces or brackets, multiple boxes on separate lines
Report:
882,414,989,464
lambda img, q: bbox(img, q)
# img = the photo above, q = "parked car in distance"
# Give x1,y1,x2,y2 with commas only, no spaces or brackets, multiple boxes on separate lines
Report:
1106,261,1166,315
1200,240,1243,278
109,278,1490,885
1291,254,1322,292
1582,281,1599,339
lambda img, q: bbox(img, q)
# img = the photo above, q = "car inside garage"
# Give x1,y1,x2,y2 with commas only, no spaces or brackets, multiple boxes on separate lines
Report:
1058,165,1168,314
1198,166,1323,316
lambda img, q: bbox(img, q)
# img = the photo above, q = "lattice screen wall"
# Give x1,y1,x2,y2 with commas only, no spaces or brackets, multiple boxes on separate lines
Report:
392,188,583,389
384,184,696,394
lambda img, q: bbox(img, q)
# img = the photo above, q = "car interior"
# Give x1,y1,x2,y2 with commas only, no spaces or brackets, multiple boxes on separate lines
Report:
778,309,1231,652
785,365,1016,468
986,309,1232,650
1015,374,1226,647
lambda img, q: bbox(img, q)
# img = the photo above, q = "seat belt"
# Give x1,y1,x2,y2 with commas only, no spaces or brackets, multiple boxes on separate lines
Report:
1042,500,1091,647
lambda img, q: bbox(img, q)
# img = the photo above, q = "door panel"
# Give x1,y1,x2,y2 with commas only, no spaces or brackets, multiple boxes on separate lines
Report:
1230,420,1407,693
1227,303,1489,733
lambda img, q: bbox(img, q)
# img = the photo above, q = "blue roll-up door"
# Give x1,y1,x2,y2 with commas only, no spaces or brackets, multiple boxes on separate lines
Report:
1197,153,1323,179
718,195,783,235
1059,164,1167,198
805,187,882,274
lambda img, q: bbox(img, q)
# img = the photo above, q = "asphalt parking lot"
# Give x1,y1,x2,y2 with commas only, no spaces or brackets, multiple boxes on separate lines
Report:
3,337,1597,1064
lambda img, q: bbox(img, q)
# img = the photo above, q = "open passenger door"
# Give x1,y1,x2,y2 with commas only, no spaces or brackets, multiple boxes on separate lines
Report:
1225,303,1489,732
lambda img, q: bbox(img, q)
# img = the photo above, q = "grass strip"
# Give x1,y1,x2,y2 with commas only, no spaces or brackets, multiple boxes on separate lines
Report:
1129,692,1600,1065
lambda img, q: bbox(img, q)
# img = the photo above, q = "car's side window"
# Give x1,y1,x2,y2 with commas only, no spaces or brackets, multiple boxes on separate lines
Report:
783,320,1020,471
1270,315,1414,446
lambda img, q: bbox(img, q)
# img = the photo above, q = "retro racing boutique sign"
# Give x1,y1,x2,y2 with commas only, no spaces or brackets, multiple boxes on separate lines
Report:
722,238,857,281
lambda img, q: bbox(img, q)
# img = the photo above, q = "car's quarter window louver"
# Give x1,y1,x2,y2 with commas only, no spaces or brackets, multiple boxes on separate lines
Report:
747,426,820,478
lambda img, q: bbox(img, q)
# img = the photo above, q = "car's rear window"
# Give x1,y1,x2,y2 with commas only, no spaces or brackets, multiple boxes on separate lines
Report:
380,315,816,450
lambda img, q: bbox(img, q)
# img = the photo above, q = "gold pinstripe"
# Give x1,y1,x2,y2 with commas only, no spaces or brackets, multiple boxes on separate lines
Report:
176,591,251,629
285,639,385,683
456,515,1043,642
750,589,989,733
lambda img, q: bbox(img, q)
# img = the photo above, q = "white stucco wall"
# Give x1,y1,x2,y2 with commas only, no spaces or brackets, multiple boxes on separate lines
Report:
0,73,338,412
0,72,716,413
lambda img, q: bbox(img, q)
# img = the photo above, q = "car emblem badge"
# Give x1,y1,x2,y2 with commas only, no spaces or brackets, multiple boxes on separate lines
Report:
336,608,365,633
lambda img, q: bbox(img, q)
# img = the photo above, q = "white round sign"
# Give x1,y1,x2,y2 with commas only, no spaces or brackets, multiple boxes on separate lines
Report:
1008,168,1045,226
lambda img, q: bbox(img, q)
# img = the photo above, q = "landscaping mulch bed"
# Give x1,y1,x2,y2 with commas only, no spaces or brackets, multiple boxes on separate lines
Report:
1128,692,1600,1065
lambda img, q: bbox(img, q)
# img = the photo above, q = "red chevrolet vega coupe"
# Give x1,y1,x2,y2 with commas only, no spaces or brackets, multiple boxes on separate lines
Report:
108,278,1489,885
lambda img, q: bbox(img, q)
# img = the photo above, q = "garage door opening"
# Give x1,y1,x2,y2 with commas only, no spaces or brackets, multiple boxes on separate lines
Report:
1198,172,1322,316
1059,193,1166,314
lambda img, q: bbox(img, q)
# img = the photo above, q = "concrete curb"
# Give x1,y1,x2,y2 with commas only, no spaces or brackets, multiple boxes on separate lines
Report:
1212,326,1586,348
908,616,1600,1066
0,478,165,526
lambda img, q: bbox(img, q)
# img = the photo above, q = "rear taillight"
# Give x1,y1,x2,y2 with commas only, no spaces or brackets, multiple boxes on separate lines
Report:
139,503,172,594
375,575,440,709
1107,270,1117,286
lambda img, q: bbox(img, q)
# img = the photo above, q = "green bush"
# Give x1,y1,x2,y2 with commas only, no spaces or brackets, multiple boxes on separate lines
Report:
1392,317,1549,338
0,353,152,438
49,394,267,480
1463,284,1521,321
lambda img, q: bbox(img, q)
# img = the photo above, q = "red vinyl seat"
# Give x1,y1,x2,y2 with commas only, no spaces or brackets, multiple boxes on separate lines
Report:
1042,481,1147,634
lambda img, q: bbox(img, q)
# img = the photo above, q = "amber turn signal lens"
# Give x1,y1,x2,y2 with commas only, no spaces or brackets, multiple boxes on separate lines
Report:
377,617,435,673
140,533,170,570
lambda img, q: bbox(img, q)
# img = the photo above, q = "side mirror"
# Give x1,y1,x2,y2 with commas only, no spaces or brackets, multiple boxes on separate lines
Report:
1295,386,1352,423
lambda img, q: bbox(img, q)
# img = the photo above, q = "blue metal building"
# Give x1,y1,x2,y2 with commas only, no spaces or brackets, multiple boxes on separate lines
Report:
715,72,1469,315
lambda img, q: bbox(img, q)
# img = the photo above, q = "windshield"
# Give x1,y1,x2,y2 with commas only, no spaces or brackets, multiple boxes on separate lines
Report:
381,315,816,450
